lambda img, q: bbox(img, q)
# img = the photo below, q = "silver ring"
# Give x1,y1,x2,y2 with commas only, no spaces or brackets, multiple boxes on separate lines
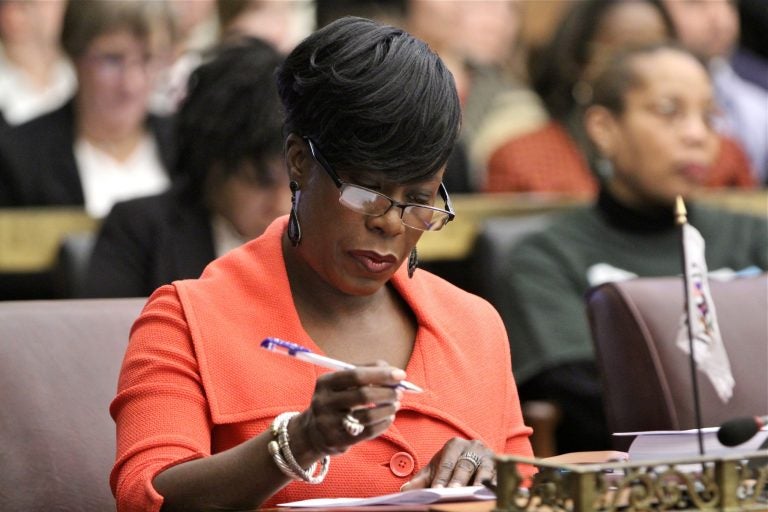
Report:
457,450,482,472
342,413,364,436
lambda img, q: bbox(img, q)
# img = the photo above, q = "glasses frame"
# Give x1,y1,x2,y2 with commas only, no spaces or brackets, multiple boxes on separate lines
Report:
304,137,455,232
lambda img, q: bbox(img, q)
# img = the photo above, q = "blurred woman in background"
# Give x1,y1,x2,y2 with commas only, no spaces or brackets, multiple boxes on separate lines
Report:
485,0,755,195
0,0,176,217
83,37,289,298
495,43,767,454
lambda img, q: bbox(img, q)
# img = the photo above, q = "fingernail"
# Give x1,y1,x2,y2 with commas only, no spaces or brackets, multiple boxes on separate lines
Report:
449,482,461,488
391,369,406,380
434,483,444,489
394,401,401,410
400,482,410,492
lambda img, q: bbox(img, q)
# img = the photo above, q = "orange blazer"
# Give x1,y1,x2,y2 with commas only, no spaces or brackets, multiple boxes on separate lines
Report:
485,120,756,194
110,217,533,511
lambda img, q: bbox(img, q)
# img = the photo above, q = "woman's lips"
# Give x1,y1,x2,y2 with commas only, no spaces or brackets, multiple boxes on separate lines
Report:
679,163,709,182
349,250,398,274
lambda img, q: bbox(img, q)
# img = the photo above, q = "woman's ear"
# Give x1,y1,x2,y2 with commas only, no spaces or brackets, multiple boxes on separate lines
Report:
584,105,618,158
284,133,311,184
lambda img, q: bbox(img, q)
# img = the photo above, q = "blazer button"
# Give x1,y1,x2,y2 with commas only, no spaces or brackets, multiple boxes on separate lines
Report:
389,452,415,477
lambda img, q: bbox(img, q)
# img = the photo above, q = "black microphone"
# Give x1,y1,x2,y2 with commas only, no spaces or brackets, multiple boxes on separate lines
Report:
717,415,768,447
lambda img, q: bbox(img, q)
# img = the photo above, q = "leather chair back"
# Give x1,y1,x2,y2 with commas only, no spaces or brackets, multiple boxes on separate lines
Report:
471,213,554,305
0,298,145,511
587,274,768,439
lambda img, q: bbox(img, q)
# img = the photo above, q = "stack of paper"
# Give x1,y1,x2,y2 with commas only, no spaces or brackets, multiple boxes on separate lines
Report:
279,485,495,508
615,426,768,461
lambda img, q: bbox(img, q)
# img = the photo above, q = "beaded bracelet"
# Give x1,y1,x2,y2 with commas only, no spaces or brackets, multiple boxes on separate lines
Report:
268,412,330,484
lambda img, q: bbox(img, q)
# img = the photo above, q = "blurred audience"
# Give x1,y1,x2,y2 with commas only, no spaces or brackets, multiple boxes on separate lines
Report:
151,0,312,115
82,37,288,298
662,0,768,184
316,0,406,29
0,0,176,217
148,0,216,115
406,0,545,191
485,0,756,196
217,0,312,51
492,43,767,454
0,0,75,126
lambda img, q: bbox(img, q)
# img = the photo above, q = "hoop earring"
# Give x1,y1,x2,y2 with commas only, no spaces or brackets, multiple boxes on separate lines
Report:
288,181,301,246
407,247,418,278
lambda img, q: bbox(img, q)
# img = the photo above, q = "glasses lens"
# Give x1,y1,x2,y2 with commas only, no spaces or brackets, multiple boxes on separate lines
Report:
339,184,451,232
403,207,449,231
339,185,391,215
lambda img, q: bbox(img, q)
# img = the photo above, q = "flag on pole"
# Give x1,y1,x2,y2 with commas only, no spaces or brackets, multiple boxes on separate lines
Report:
675,203,734,403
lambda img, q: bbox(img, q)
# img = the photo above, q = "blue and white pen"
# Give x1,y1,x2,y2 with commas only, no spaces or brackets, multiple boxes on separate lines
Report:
260,337,423,393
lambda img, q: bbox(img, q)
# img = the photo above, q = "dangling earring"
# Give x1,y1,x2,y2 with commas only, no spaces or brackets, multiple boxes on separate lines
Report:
288,181,301,246
407,247,418,278
595,156,614,182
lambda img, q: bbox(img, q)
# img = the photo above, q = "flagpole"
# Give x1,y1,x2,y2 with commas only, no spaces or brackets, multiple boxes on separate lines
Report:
675,195,705,456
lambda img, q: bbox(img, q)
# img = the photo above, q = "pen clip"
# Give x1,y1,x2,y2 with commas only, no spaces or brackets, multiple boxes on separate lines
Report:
260,337,310,356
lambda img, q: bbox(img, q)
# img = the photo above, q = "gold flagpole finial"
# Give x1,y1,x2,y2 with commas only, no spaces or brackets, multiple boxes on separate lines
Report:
675,195,688,226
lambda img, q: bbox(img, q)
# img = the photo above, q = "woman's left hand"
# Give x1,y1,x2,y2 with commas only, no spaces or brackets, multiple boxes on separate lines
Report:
400,438,495,491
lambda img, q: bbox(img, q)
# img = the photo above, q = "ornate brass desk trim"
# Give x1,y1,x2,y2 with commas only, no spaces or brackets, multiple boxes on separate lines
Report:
494,451,767,511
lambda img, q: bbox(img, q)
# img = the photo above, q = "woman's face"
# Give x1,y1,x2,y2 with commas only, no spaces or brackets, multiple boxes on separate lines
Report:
596,50,719,208
210,158,291,240
75,29,156,134
290,138,444,297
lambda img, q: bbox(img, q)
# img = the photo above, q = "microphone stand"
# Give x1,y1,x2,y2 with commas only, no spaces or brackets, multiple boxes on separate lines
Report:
675,196,705,456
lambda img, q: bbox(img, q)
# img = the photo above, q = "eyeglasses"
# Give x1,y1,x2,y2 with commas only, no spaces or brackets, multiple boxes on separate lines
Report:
305,138,455,232
84,51,157,80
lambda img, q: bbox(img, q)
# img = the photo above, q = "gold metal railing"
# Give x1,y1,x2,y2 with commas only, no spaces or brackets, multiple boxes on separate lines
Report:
494,452,768,512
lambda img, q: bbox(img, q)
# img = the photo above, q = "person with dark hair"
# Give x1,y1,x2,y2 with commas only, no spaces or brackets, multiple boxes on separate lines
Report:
493,43,767,454
110,17,534,512
81,36,288,298
485,0,755,195
662,0,768,184
312,0,473,193
0,0,176,216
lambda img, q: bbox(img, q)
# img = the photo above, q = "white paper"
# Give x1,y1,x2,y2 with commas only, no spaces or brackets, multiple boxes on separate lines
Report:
614,426,768,461
278,485,495,507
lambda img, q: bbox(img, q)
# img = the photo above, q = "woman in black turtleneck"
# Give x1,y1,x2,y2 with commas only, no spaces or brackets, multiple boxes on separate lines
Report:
494,43,768,454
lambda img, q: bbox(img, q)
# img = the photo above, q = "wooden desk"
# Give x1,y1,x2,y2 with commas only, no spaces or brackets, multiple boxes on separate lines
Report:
0,189,764,272
0,208,98,272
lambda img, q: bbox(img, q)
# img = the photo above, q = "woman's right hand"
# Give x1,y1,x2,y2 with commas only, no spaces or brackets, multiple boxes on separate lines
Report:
295,363,406,457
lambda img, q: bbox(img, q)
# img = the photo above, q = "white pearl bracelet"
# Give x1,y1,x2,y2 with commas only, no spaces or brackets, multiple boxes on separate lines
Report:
268,412,330,484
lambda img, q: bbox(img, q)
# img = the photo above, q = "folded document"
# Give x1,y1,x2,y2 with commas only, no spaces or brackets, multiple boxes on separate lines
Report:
279,485,495,507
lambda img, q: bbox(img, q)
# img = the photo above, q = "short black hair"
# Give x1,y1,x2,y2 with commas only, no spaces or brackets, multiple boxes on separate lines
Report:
276,16,460,183
530,0,676,121
175,37,284,204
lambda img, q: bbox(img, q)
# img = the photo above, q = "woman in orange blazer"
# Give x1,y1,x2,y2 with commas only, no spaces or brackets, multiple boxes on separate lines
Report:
110,17,533,512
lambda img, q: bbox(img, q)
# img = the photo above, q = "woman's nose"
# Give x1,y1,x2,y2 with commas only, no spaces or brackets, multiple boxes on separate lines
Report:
365,204,406,236
679,112,715,146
